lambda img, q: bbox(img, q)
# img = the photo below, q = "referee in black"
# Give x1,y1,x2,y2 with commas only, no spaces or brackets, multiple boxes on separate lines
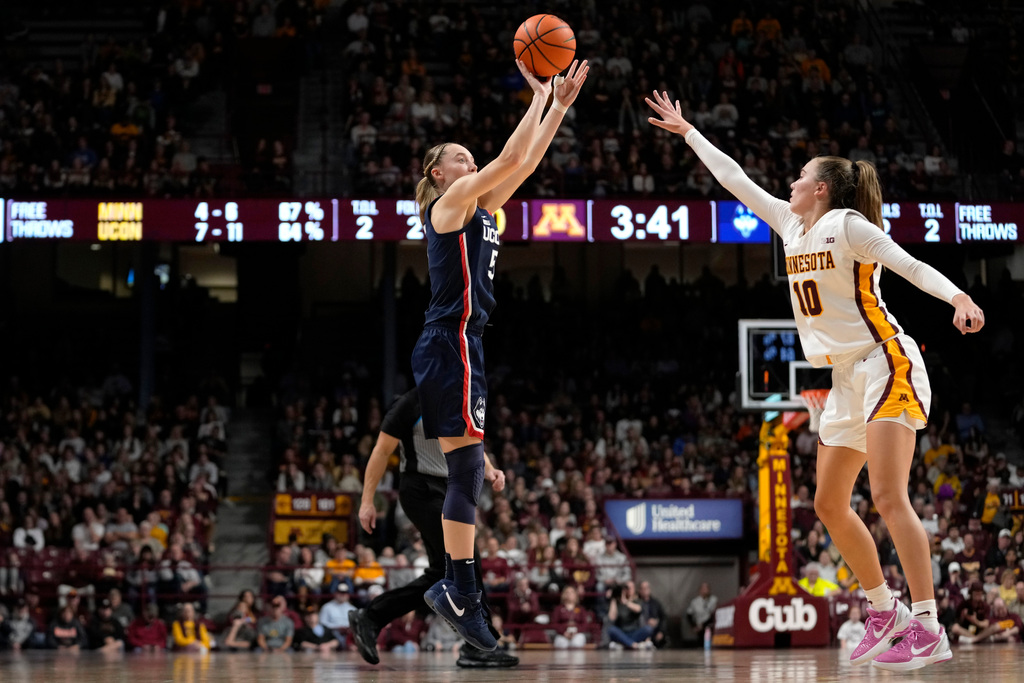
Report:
350,388,517,668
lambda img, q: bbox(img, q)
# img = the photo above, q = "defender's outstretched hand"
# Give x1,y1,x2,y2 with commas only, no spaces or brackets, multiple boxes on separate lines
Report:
951,293,985,334
552,59,590,108
645,90,694,137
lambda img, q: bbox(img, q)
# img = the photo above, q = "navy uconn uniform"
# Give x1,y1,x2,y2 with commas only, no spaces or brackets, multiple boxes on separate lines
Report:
412,197,500,439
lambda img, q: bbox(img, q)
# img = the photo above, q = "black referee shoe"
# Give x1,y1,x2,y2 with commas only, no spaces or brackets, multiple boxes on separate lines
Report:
350,609,380,665
456,643,519,668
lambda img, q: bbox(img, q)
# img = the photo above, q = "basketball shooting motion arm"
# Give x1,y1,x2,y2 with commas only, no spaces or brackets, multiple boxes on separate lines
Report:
846,216,985,334
645,90,793,234
480,60,590,214
436,61,550,220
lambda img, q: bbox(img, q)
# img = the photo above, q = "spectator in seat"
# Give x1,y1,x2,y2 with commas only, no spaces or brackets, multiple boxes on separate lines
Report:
293,606,340,652
46,605,87,651
594,537,630,589
257,596,294,653
952,582,1012,643
607,581,654,650
264,545,295,597
72,507,105,551
172,602,210,653
507,575,541,632
637,580,667,648
292,546,324,593
353,546,387,595
5,599,37,650
221,599,258,651
552,585,593,649
127,603,168,652
13,512,45,550
60,548,98,611
159,544,207,612
799,562,840,597
105,588,133,629
319,584,355,647
87,598,126,652
481,536,511,593
686,582,718,634
379,610,425,653
837,603,866,649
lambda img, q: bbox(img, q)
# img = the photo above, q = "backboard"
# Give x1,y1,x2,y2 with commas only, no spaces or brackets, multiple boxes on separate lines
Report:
737,319,831,410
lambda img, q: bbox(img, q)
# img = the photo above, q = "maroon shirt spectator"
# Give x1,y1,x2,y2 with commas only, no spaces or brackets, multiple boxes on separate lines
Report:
127,604,169,651
481,537,511,592
955,534,985,576
506,576,541,628
378,611,426,651
551,585,595,639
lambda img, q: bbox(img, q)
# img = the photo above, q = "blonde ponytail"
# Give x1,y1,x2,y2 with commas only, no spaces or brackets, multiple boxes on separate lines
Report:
416,143,449,224
853,160,882,230
815,156,884,229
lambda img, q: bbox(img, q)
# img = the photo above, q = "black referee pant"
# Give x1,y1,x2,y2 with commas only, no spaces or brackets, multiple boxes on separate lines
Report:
363,472,498,637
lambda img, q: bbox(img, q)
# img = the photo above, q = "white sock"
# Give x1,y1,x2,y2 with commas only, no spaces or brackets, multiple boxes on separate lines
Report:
912,599,940,634
864,582,895,613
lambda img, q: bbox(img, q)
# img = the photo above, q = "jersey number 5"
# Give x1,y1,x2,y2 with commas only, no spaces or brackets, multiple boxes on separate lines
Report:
792,279,824,317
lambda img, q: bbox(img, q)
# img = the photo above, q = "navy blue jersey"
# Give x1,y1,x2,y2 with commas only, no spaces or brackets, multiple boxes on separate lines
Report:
423,198,500,331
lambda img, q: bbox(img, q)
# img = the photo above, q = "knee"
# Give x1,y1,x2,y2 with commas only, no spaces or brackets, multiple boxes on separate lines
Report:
872,486,907,519
813,489,846,523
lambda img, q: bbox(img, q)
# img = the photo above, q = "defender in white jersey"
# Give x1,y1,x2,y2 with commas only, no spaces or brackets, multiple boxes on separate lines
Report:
647,91,985,672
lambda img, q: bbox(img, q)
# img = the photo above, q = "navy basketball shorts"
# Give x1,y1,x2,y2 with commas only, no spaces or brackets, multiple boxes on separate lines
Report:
412,324,487,439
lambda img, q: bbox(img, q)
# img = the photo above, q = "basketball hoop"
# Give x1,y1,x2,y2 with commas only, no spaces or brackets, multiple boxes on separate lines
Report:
799,389,830,433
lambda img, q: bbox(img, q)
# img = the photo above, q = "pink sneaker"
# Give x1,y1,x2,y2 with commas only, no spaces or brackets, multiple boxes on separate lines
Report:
871,620,952,671
849,599,911,665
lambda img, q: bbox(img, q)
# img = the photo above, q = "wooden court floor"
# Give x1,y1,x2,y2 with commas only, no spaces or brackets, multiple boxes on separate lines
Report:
1,645,1021,682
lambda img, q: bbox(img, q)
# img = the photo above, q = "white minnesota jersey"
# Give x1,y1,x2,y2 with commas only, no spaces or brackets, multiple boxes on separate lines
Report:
684,130,963,368
779,208,900,366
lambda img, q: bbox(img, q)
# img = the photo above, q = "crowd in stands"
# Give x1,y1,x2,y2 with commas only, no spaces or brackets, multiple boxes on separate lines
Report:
0,372,231,650
0,0,326,198
340,0,969,201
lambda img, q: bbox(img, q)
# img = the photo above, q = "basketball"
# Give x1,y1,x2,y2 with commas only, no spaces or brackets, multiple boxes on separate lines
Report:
513,14,576,78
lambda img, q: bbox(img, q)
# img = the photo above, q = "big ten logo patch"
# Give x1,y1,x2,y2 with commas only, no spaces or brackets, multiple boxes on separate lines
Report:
532,202,586,240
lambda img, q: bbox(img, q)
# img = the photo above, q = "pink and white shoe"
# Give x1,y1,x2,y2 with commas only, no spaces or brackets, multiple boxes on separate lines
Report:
850,599,911,665
871,620,952,671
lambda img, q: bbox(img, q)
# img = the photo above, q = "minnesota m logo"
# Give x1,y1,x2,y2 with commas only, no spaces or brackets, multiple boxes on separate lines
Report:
626,502,646,535
533,203,586,238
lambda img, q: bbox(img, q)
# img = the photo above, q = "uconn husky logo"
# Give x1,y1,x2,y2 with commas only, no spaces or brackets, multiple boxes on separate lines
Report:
473,397,486,430
626,502,647,535
732,205,760,239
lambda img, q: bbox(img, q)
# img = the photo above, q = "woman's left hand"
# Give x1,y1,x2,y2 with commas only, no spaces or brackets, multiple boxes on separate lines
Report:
951,293,985,334
553,59,590,108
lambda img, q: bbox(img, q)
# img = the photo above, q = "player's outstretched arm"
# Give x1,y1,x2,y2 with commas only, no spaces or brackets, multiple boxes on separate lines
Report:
645,90,791,233
439,61,550,213
480,60,589,214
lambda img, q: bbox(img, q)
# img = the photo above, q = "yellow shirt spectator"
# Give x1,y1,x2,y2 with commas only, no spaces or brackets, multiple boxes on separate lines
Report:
799,576,839,597
172,618,211,651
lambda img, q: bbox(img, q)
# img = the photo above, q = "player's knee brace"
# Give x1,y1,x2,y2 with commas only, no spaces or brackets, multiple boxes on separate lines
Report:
442,442,485,525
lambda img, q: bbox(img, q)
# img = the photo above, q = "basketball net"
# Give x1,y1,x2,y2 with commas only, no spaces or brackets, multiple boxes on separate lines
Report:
799,388,830,433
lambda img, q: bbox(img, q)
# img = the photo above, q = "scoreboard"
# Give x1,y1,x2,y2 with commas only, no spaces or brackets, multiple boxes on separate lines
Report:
3,197,1022,244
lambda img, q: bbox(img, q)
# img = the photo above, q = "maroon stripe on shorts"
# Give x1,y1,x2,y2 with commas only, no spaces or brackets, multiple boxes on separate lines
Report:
868,341,897,421
894,337,925,418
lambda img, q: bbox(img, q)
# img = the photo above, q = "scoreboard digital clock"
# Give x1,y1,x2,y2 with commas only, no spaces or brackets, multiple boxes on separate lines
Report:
4,197,1022,244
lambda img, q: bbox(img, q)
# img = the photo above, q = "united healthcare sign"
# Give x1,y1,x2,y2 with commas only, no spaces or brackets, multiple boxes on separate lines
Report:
604,499,744,540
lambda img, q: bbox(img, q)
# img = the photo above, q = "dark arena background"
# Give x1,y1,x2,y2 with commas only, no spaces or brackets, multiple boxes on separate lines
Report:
1,0,1023,681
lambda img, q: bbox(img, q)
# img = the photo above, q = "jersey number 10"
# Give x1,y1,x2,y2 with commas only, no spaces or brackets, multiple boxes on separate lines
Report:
792,279,824,317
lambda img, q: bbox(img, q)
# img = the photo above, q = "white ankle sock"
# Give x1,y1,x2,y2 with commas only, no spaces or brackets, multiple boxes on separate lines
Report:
912,599,940,633
864,582,895,613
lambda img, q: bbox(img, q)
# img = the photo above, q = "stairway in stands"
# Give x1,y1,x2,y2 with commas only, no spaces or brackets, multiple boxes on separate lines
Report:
206,408,273,619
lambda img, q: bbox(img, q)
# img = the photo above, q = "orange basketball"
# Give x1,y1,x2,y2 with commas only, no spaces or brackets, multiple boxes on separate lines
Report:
513,14,576,78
